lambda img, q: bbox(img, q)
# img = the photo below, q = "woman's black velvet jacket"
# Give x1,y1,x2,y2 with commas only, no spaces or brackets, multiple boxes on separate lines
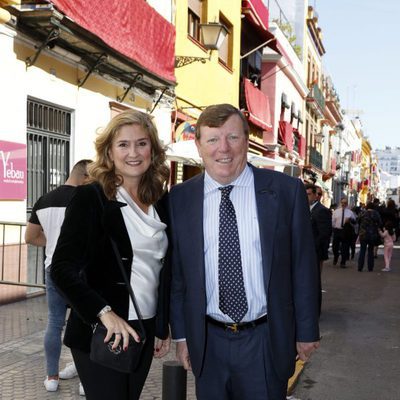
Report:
51,182,171,352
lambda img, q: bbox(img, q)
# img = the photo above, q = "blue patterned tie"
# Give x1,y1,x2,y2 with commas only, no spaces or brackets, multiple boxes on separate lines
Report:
218,185,248,322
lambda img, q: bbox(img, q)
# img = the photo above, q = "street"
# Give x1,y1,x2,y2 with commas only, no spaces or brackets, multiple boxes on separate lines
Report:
0,247,399,399
292,247,400,400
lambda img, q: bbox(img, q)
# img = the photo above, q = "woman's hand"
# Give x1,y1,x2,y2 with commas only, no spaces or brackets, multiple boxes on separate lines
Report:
99,311,140,351
154,335,171,358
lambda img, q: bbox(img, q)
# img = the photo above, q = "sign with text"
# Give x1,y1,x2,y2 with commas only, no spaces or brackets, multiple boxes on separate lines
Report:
0,140,27,200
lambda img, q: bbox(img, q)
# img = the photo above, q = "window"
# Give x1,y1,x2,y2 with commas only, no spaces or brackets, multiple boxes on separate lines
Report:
218,15,232,68
27,98,71,210
188,0,203,41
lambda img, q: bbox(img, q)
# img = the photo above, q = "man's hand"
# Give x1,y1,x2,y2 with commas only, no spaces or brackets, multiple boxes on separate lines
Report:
296,341,320,362
176,340,191,371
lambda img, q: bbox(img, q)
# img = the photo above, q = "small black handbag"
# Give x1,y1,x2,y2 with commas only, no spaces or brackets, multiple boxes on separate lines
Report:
90,321,144,373
89,185,146,373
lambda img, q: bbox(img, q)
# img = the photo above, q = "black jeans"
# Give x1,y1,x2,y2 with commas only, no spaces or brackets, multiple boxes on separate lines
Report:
332,229,350,265
358,239,375,271
71,318,155,400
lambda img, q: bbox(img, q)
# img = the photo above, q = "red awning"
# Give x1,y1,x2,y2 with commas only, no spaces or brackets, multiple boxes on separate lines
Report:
242,0,269,30
278,121,294,152
51,0,176,84
244,78,272,132
241,0,280,54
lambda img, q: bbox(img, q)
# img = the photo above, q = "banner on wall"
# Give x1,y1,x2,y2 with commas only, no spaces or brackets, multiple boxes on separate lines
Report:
0,140,27,200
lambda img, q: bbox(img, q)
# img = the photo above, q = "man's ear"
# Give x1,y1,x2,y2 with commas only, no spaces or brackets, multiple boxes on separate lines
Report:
195,138,202,157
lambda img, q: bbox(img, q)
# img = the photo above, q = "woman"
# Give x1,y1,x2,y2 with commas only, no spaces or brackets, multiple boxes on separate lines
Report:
357,202,382,272
51,110,171,399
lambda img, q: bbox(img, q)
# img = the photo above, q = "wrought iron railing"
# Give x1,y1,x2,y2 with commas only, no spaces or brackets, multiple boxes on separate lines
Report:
309,147,323,170
0,221,45,300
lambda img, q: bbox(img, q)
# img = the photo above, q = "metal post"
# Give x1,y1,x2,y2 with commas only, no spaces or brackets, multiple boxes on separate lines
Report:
162,361,187,400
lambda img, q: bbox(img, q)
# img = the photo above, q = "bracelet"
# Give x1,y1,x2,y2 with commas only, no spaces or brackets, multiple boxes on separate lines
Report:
97,305,112,318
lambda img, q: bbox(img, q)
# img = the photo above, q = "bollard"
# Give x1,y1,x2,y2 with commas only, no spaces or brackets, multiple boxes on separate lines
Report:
162,360,187,400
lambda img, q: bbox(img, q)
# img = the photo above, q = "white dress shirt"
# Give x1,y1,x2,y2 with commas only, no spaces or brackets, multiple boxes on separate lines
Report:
117,187,168,320
203,165,267,323
332,207,355,229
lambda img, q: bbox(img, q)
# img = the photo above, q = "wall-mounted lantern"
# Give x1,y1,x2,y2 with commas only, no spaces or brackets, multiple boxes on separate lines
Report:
175,22,228,68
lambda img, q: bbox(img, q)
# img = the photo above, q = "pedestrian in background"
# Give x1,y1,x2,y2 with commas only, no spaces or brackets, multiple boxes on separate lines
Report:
350,206,362,260
315,186,324,203
357,202,382,272
332,198,355,268
169,104,320,400
25,159,91,393
305,183,332,315
379,222,396,272
51,110,171,400
381,199,399,240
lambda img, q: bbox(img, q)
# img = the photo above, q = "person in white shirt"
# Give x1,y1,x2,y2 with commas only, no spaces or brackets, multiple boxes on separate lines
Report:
332,198,356,267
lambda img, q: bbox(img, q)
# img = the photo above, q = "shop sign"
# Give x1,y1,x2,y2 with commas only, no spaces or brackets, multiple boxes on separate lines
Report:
175,121,196,141
0,140,27,200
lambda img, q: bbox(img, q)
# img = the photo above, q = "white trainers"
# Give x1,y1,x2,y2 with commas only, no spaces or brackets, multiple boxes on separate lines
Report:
382,267,391,272
44,377,59,392
79,382,85,396
59,362,78,379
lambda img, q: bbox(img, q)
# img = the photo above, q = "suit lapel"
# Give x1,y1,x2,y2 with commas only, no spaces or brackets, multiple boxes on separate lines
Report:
102,199,133,260
178,175,205,290
252,166,279,292
185,175,206,285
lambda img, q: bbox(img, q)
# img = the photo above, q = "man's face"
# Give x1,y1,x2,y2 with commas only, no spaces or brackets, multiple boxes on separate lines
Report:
195,114,248,185
341,200,348,208
306,189,318,205
316,190,323,202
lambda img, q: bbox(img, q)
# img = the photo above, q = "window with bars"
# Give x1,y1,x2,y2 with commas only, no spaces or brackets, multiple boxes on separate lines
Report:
26,98,72,210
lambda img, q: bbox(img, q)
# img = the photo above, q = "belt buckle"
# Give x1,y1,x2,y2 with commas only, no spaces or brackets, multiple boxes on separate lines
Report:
227,323,238,333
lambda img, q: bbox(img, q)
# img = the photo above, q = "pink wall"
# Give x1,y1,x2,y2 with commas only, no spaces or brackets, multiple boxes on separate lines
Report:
0,140,27,200
261,63,278,144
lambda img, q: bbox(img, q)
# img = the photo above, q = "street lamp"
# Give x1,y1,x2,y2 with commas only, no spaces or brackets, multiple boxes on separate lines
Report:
175,22,229,68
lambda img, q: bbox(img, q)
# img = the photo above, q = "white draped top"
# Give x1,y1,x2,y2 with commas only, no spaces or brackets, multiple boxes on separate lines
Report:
116,187,168,320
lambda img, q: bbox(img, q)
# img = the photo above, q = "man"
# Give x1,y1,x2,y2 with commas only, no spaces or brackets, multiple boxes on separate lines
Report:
25,159,91,394
331,198,356,268
169,104,320,400
305,183,332,314
315,186,324,202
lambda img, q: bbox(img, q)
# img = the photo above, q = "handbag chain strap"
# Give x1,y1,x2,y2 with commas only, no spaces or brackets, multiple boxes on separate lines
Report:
93,184,146,338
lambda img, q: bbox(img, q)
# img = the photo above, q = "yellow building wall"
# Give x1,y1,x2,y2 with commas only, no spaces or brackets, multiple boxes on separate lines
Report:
174,0,242,119
359,139,372,204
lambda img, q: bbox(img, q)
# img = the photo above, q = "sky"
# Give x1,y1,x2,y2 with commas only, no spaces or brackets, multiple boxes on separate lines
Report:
314,0,400,150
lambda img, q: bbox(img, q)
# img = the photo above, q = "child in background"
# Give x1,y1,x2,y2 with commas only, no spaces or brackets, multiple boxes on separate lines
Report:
379,222,396,272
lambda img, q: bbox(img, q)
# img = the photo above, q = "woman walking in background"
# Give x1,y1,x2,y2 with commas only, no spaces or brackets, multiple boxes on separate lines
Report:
357,202,382,272
380,222,396,272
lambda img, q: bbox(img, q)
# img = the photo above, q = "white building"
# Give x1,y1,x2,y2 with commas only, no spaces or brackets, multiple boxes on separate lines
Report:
376,147,400,176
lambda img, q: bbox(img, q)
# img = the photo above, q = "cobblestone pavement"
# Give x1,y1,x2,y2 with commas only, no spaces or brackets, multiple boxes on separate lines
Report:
0,295,196,400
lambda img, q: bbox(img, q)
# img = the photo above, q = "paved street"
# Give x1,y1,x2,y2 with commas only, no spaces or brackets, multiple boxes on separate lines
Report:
0,296,196,400
292,246,400,400
1,246,399,399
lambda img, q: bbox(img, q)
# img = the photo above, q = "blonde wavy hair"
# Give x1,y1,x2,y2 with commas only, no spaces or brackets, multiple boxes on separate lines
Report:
88,109,170,205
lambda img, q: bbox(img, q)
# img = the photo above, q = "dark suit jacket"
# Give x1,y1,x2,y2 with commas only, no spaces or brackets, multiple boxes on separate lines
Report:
51,183,171,352
310,201,332,262
169,165,320,381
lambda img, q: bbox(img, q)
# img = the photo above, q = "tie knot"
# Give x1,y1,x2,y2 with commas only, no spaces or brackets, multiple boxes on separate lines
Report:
219,185,234,199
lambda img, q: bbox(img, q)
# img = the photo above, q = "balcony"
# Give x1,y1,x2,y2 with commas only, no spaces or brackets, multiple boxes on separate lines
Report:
309,147,322,170
306,84,325,118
